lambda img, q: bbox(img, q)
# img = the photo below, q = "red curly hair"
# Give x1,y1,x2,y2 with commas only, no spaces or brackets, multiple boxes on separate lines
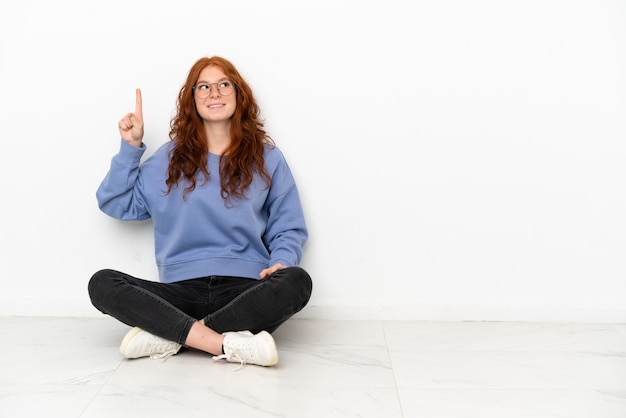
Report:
167,56,273,200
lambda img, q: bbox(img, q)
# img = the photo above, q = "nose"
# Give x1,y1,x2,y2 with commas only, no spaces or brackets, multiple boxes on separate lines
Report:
209,84,222,98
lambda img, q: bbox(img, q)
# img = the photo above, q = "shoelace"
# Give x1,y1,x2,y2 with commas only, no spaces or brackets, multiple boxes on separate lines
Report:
150,348,179,361
212,350,247,371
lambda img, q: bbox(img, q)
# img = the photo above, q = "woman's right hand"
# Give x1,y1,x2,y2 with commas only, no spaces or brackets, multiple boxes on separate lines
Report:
118,88,144,147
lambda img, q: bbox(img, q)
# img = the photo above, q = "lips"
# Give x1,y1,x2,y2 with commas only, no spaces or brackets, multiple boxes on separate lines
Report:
208,104,225,109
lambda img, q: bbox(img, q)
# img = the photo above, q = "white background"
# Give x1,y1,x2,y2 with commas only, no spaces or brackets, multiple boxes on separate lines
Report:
1,0,624,321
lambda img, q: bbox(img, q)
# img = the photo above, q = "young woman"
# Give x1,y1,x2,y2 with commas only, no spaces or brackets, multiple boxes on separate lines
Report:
88,56,312,367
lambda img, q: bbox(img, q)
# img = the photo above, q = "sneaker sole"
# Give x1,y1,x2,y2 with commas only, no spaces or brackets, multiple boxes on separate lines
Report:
119,327,143,358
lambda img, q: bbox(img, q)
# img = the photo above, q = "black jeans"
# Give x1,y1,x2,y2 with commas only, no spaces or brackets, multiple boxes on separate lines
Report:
88,267,312,345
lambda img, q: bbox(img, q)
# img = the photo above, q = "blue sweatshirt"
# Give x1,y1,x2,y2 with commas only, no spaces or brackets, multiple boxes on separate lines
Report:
97,140,308,283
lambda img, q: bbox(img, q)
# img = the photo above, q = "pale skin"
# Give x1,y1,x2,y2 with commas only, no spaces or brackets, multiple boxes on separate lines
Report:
118,66,286,355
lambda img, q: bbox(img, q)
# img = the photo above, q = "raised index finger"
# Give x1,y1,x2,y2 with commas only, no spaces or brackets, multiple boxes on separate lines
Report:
135,88,143,119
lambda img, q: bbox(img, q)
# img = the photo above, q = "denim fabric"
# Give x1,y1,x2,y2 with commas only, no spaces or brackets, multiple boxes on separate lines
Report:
88,267,312,345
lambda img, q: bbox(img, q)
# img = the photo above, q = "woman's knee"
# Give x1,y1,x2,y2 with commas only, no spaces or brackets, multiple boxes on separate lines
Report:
87,269,119,307
279,266,313,305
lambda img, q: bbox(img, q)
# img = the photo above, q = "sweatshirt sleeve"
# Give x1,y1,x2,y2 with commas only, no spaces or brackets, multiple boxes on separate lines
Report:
96,140,151,221
263,152,308,267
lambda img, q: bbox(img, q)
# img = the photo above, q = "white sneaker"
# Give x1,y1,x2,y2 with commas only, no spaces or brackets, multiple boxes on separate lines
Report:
213,330,278,368
119,327,182,360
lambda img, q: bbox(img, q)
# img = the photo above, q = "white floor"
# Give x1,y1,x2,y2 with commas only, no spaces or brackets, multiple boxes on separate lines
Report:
2,317,626,417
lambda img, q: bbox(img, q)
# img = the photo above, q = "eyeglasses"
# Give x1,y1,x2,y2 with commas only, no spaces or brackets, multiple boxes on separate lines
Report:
192,80,235,98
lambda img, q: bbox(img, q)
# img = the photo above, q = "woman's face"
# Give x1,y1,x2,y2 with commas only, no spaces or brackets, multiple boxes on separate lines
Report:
194,65,237,125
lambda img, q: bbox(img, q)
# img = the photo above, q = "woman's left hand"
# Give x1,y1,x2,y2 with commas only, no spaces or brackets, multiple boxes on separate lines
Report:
260,263,287,280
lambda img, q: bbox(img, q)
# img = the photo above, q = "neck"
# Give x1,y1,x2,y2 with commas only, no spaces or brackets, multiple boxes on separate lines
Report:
204,122,231,155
